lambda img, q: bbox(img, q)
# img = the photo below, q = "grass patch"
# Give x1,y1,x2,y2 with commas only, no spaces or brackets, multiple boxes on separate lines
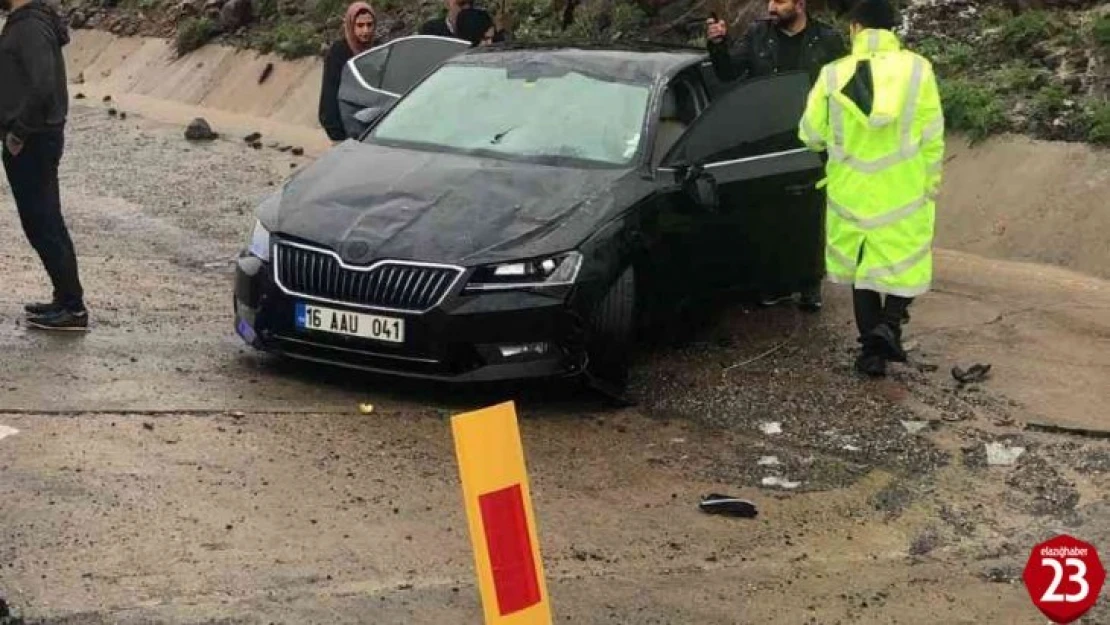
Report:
1088,101,1110,145
1093,14,1110,50
990,64,1047,94
260,22,320,59
175,16,219,56
940,78,1008,142
1031,84,1068,120
994,10,1062,55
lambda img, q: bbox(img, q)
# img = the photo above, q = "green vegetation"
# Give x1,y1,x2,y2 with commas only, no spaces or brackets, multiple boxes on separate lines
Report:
1092,14,1110,50
174,17,219,56
939,79,1008,143
1088,101,1110,145
258,22,320,59
993,10,1063,55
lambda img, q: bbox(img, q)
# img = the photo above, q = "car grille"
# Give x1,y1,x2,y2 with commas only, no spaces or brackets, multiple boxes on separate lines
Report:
274,242,462,313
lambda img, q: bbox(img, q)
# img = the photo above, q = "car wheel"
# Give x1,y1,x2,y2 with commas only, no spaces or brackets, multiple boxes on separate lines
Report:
585,265,636,391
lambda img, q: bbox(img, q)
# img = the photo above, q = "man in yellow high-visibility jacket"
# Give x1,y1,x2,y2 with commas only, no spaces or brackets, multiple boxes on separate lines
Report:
798,0,944,377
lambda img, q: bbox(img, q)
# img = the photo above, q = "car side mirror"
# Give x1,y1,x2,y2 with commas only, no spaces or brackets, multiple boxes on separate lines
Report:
680,164,720,212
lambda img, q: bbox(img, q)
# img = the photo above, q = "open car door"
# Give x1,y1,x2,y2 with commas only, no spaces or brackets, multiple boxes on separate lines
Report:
658,70,826,295
338,35,470,139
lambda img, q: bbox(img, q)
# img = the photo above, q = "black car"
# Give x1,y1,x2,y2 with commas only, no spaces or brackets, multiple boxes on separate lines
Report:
234,38,825,391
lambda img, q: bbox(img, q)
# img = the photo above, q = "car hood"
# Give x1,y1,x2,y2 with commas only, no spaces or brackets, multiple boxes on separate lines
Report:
269,141,637,267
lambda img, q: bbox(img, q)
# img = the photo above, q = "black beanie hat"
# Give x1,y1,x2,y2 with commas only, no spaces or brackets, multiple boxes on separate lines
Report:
847,0,900,30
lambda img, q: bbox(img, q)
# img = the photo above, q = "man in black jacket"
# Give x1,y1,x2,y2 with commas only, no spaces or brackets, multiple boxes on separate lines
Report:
707,0,846,313
1,0,88,330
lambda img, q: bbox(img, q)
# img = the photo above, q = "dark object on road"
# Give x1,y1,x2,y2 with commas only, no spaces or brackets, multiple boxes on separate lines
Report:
102,94,111,102
108,107,118,117
142,422,154,431
278,145,292,152
699,494,758,518
291,147,304,156
952,363,991,384
1025,421,1110,440
120,112,127,120
235,40,827,395
251,141,263,150
75,92,85,99
1,596,26,625
185,118,218,141
259,62,274,84
244,131,262,143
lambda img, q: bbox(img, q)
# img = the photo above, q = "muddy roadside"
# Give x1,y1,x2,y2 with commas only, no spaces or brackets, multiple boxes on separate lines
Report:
1,104,1109,624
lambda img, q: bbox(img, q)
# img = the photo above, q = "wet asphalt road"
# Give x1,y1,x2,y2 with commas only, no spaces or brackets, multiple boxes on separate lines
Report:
2,106,1109,624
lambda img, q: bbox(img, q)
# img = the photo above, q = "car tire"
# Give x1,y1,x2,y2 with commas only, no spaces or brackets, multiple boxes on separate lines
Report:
586,265,636,391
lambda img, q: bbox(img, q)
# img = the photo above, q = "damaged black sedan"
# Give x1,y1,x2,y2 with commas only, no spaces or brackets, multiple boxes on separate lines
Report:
234,38,825,391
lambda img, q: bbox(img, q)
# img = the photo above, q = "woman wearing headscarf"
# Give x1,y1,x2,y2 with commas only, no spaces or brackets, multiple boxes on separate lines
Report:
318,2,377,142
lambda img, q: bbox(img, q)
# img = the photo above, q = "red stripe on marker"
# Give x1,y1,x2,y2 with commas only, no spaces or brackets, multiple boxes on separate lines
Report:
478,484,542,616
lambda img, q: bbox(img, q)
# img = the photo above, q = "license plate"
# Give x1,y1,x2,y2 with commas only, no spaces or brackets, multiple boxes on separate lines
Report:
295,302,405,343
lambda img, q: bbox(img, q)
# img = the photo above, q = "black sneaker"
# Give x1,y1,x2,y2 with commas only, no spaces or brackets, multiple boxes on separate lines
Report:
24,301,64,316
869,323,907,363
759,292,794,307
27,308,89,332
855,351,887,377
798,285,823,313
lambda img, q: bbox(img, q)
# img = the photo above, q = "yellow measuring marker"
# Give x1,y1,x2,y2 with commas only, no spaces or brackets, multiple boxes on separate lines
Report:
452,401,552,624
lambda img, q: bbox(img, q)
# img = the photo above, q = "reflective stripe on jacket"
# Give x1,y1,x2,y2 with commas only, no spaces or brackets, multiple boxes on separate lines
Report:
797,28,945,298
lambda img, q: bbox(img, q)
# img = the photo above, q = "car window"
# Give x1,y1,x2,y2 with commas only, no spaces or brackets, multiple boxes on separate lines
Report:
351,46,390,91
662,71,812,167
380,37,471,94
367,63,652,167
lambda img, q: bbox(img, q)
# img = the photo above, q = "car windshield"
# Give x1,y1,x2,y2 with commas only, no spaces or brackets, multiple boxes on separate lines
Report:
367,62,652,167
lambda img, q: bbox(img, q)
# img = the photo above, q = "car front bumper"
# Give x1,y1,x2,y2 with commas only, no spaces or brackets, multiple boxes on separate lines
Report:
233,253,588,383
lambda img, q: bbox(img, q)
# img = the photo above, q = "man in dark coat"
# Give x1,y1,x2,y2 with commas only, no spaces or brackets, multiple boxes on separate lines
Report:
706,0,847,312
0,0,88,330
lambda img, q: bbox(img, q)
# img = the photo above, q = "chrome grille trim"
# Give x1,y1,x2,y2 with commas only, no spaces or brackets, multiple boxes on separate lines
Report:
272,240,464,314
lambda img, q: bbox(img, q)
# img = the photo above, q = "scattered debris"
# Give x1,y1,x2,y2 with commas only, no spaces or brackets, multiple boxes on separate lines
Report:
102,95,112,103
952,363,992,384
142,422,154,431
184,118,218,141
670,437,686,444
120,112,127,120
901,420,929,435
359,403,374,415
243,132,262,144
1025,421,1110,440
757,456,781,466
698,493,758,518
73,71,84,85
75,93,86,100
985,442,1025,466
230,411,245,419
291,147,305,156
982,565,1021,584
251,141,263,150
259,62,274,84
108,108,118,117
0,425,19,442
843,444,862,452
279,145,293,152
761,476,801,490
760,422,782,436
909,527,942,556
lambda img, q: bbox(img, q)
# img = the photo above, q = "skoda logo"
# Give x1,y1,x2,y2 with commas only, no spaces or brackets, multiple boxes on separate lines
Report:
345,240,371,262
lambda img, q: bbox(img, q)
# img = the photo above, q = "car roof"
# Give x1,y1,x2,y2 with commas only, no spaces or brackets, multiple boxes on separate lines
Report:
444,40,707,85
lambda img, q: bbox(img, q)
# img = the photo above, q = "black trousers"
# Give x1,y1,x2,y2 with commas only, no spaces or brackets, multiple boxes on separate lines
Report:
851,242,912,338
3,130,85,310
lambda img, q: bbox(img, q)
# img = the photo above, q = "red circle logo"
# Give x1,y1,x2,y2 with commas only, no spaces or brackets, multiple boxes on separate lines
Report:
1023,534,1106,623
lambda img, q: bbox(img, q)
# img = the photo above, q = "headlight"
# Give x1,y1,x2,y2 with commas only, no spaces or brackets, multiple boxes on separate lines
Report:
247,220,271,261
464,252,582,292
